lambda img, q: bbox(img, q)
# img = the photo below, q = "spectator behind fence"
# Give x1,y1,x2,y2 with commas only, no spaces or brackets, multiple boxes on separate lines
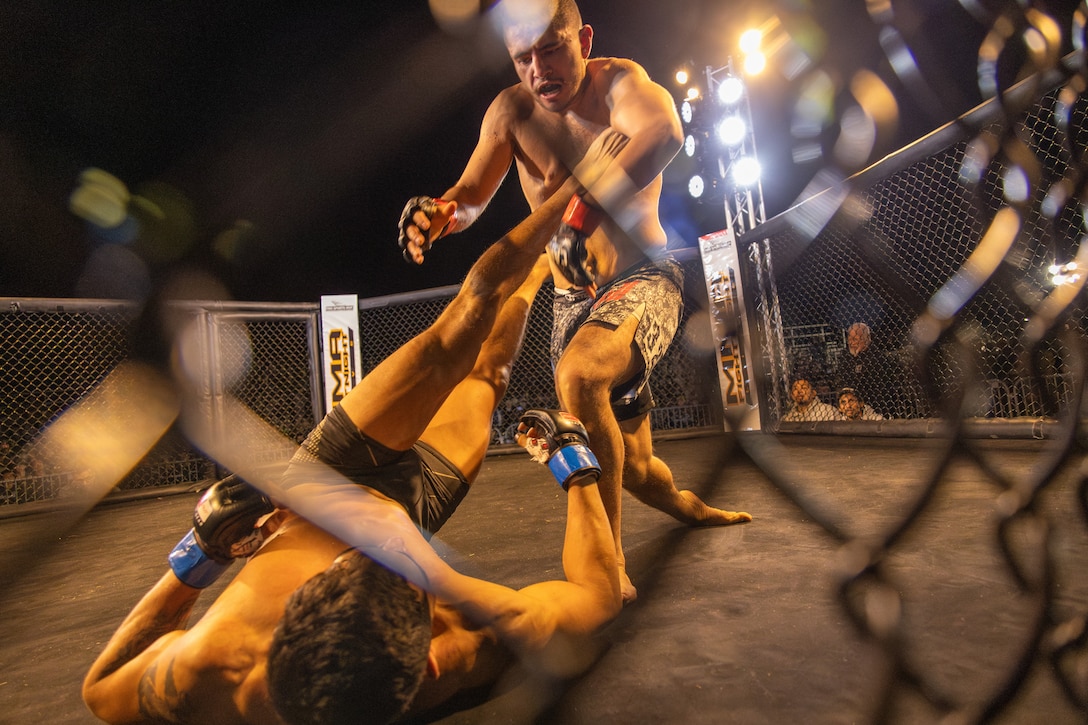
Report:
834,322,896,417
838,388,884,420
781,379,841,422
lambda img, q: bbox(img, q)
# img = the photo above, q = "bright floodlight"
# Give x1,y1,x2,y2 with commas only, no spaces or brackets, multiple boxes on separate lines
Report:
717,115,746,146
743,51,767,75
675,68,690,85
716,76,744,105
684,134,697,157
686,86,700,100
733,156,761,186
688,174,706,198
739,29,762,54
1049,261,1082,286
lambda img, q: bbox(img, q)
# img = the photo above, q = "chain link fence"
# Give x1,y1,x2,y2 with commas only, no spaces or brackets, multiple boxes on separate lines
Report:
724,29,1088,720
0,259,719,509
0,300,322,508
746,61,1087,434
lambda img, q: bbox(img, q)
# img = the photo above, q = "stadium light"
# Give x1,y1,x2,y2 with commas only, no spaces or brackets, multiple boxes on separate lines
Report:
743,51,767,76
1049,261,1081,286
675,57,766,235
716,76,745,105
688,174,706,199
717,115,747,146
733,156,762,186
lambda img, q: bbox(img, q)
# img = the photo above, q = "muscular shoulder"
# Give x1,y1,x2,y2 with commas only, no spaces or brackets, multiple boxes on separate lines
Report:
486,84,538,131
587,57,652,95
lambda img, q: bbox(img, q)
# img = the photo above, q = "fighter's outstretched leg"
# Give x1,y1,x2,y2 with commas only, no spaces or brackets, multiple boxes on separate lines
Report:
339,188,581,452
554,312,642,603
420,254,552,481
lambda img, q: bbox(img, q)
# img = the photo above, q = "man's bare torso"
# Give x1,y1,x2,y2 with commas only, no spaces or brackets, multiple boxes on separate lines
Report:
501,57,667,286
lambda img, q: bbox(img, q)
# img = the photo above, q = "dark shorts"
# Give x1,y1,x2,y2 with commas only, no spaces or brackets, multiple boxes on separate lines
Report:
282,405,469,536
550,256,684,421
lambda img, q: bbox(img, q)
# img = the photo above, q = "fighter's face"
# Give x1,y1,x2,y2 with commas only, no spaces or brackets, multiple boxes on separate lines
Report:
505,20,591,112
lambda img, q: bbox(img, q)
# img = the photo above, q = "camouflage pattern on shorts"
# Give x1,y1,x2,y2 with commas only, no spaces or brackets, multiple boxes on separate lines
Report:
550,256,685,417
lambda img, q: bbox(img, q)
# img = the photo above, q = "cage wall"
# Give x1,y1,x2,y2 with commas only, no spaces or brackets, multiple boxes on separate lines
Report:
740,65,1087,433
0,256,720,509
0,299,322,509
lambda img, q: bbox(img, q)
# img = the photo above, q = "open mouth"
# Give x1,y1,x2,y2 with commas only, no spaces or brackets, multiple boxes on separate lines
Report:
538,81,562,99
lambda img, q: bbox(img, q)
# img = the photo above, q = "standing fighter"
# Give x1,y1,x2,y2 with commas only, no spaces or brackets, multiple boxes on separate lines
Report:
398,0,751,601
82,134,625,725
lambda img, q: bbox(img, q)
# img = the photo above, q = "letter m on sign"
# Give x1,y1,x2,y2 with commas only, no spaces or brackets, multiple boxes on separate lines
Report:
320,295,361,413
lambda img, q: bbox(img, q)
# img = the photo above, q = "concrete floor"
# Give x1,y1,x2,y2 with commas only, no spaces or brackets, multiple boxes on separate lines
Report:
1,433,1086,724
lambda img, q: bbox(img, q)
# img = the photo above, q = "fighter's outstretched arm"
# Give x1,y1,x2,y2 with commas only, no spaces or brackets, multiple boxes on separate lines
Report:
399,91,518,264
435,410,620,655
83,477,274,723
82,572,199,724
352,130,628,453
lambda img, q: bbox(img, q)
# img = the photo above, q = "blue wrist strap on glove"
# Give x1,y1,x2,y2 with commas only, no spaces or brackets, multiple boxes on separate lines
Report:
547,444,601,490
169,529,230,589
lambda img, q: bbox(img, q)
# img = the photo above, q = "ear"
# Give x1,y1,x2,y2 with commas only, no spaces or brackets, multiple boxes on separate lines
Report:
426,649,440,679
579,24,593,59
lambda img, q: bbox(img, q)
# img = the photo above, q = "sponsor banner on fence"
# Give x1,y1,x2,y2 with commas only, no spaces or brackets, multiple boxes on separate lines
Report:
698,228,761,430
320,294,362,414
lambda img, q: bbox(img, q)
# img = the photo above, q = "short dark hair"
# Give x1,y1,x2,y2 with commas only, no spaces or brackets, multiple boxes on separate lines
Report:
267,552,431,725
496,0,582,32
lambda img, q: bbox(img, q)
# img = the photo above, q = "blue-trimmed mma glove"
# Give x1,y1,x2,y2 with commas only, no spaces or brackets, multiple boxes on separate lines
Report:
546,193,603,287
517,409,601,490
398,195,454,263
168,475,275,589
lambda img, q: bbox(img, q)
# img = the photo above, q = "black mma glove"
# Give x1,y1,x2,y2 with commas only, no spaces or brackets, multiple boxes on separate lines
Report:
546,194,603,287
517,409,601,490
168,475,274,589
398,195,454,263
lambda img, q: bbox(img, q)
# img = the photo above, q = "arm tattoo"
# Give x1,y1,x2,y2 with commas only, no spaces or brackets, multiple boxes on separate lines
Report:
138,657,196,723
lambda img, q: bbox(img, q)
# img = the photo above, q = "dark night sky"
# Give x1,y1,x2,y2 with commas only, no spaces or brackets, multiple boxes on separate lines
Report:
1,1,1076,304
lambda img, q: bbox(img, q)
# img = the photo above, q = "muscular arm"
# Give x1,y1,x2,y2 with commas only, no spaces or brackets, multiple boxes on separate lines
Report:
440,91,519,231
399,91,518,264
438,476,620,655
82,572,201,724
584,60,683,214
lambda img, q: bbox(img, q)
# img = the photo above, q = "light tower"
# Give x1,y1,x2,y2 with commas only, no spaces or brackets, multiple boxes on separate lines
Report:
676,28,773,432
676,29,769,239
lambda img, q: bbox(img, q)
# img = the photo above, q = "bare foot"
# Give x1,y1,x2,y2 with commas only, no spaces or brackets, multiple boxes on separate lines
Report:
678,490,752,526
620,566,638,604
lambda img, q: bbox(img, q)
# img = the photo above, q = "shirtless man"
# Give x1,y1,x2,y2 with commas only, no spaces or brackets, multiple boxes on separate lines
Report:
82,135,624,725
398,0,750,601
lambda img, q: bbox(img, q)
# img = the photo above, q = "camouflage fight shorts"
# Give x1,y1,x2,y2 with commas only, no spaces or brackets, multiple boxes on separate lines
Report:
550,256,684,420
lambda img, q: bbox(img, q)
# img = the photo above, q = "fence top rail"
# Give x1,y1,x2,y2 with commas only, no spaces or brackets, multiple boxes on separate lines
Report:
2,298,323,314
2,298,140,313
168,300,318,313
